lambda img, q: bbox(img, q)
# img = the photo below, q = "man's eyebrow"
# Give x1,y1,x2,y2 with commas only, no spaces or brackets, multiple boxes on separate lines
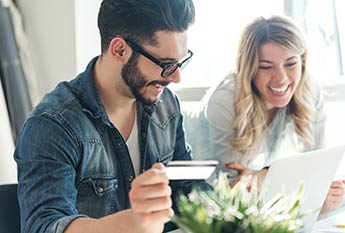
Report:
158,57,177,62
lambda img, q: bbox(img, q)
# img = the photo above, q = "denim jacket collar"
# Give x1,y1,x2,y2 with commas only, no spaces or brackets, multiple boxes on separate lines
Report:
78,56,110,126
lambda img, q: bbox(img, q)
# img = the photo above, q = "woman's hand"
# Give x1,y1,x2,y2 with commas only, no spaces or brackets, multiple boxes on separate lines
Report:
225,163,268,193
320,180,345,214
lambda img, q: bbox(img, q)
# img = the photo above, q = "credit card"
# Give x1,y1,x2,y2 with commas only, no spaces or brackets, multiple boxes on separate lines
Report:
166,160,218,180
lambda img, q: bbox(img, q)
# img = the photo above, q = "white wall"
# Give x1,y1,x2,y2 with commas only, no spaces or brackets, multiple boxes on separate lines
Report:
0,0,101,183
74,0,102,74
16,0,77,98
15,0,103,99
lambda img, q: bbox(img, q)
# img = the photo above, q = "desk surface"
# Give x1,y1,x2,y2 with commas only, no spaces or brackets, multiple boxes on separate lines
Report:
313,208,345,232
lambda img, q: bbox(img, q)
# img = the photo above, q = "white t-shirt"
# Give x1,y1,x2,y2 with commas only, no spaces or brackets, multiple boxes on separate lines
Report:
126,113,140,176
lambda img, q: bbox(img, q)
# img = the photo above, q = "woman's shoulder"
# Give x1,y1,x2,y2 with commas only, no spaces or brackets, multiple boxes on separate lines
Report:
201,73,237,128
215,72,237,92
308,76,325,111
207,73,236,106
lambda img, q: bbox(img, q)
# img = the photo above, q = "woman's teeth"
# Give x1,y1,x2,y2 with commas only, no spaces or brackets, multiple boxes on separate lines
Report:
270,85,289,93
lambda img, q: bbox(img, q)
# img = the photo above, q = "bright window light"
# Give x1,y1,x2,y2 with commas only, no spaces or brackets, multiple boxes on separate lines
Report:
171,0,344,91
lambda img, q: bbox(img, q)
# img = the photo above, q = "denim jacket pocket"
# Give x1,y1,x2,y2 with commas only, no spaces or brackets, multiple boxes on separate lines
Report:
77,176,118,217
81,176,118,197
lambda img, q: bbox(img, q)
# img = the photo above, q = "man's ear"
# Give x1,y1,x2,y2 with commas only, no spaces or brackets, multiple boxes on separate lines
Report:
108,37,129,61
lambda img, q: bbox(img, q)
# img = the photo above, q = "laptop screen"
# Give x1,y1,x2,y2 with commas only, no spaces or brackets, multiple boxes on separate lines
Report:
260,146,345,233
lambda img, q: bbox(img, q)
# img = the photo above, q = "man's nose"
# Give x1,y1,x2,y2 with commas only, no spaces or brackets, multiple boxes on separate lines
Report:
165,69,181,83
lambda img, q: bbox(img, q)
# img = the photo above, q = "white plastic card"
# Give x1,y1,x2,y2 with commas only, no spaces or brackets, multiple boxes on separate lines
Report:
166,160,218,180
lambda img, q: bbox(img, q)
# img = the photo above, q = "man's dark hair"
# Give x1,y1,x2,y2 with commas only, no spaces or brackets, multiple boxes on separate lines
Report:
98,0,195,53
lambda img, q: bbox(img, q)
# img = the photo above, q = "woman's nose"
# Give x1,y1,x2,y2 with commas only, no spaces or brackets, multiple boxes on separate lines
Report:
273,67,288,82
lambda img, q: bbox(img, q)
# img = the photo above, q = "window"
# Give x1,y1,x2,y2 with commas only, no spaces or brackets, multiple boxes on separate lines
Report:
171,0,284,92
335,0,345,76
171,0,345,99
300,0,345,86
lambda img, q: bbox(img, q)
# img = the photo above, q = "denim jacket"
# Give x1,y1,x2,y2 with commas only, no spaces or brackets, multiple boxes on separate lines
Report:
14,57,209,233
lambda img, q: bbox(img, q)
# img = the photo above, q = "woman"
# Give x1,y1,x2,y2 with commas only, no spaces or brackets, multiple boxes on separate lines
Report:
186,15,344,214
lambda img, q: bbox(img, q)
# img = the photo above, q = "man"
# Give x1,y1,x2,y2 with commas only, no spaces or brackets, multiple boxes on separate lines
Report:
14,0,209,232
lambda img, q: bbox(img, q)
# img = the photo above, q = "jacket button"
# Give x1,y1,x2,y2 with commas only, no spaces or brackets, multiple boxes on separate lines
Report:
129,176,134,182
98,187,104,193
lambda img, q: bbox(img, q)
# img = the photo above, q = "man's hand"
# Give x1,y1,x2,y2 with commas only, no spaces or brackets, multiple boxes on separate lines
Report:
129,163,173,233
225,163,268,193
320,180,345,214
65,163,173,233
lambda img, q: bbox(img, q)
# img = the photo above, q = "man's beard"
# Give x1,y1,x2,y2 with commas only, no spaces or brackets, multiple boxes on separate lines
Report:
121,54,169,104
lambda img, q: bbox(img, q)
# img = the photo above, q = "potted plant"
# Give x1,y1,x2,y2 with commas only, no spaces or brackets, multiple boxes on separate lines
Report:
172,173,306,233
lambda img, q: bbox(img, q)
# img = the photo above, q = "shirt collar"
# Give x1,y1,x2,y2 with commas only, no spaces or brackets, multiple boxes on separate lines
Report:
78,56,111,126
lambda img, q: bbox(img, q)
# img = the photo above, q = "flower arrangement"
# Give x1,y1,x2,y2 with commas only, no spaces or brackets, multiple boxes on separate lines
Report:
172,172,306,233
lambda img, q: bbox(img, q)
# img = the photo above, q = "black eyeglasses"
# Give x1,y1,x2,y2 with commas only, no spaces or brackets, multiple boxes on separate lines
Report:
124,38,193,78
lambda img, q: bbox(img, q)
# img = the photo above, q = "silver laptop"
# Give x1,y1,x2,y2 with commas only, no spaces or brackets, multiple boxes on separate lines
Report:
260,146,345,233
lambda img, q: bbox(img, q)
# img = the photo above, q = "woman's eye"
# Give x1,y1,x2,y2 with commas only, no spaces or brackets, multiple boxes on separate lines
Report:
259,66,272,70
285,62,297,67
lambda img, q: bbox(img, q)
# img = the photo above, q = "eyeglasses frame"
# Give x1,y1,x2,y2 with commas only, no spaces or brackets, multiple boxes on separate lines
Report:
124,38,193,78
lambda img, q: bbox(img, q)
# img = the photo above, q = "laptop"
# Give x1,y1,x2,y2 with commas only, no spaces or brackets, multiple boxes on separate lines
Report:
260,146,345,233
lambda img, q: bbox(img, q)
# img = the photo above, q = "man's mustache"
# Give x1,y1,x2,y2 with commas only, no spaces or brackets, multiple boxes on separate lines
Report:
147,80,170,87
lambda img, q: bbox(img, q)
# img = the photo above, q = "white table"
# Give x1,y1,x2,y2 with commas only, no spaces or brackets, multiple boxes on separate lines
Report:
313,208,345,233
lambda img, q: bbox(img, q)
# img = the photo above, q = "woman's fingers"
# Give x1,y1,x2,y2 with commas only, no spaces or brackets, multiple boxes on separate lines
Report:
225,162,246,172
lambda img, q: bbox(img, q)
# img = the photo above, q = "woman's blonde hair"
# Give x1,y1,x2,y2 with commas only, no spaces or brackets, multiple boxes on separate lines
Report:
231,15,316,164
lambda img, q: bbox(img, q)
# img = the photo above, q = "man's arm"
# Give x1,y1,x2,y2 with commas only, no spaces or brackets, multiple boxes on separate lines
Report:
65,164,173,233
64,210,133,233
15,116,172,233
15,116,82,233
